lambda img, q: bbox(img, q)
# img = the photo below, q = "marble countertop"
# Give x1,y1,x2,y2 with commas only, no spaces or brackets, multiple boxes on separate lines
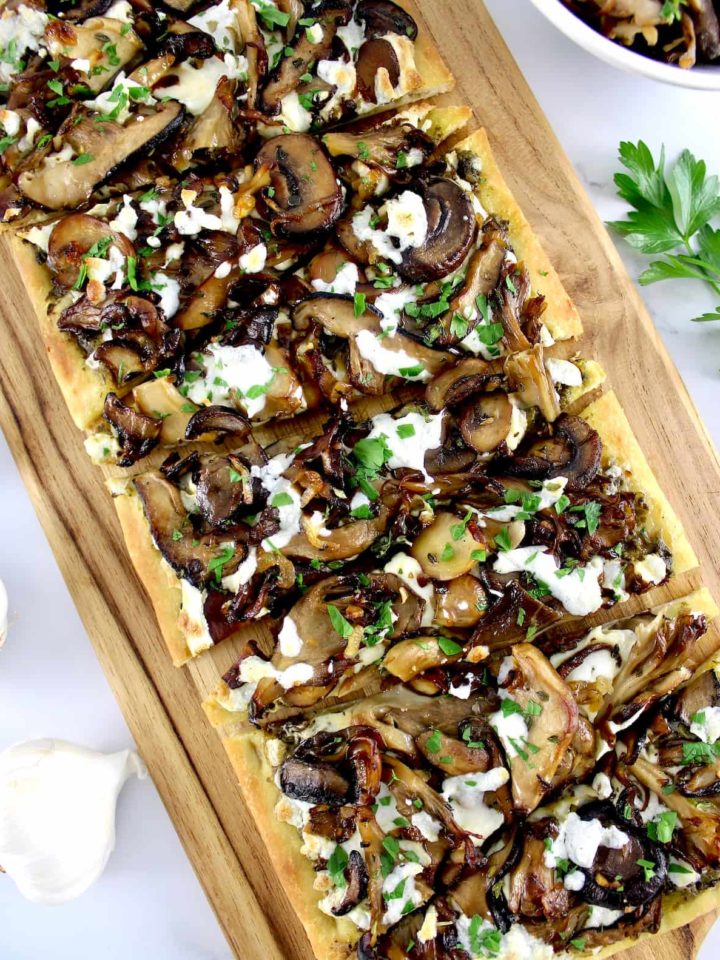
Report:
1,2,718,957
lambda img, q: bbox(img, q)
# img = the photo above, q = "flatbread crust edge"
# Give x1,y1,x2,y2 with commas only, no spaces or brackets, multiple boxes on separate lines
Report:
110,481,191,666
452,127,582,343
382,0,455,110
224,729,359,960
8,233,114,431
583,391,698,577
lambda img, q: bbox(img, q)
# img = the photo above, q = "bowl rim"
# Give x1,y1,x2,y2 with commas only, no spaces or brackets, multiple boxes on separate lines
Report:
528,0,720,91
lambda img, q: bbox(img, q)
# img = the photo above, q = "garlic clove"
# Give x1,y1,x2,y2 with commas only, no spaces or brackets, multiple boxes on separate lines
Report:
0,577,7,648
0,739,146,904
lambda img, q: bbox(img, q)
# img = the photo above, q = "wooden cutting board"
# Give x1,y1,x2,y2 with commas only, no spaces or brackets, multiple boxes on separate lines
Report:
1,1,719,958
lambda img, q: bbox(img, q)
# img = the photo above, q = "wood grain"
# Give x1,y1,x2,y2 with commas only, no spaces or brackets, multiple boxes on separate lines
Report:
0,1,719,959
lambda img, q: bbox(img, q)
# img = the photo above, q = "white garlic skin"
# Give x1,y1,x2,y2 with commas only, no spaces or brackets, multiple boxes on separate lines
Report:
0,739,146,904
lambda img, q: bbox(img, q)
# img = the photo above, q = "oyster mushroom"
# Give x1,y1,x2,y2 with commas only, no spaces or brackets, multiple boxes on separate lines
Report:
322,121,433,173
332,850,369,916
195,455,256,527
399,178,477,283
18,102,184,209
468,582,561,651
102,393,161,467
505,345,561,423
498,644,578,814
255,133,343,237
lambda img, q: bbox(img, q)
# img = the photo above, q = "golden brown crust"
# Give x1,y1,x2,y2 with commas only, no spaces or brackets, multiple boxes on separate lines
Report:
10,233,114,431
584,391,698,577
110,481,191,666
224,730,359,960
453,128,583,343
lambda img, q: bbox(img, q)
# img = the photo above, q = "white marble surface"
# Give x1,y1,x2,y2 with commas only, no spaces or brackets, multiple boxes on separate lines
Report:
1,2,719,957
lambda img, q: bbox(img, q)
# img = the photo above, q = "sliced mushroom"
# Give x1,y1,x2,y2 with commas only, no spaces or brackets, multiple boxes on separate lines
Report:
509,415,602,490
260,23,336,115
356,0,418,38
195,455,255,527
355,38,399,102
399,178,477,283
675,669,720,727
134,471,244,584
255,134,343,237
279,758,351,804
469,582,561,651
185,405,252,440
45,16,143,94
322,121,433,173
46,214,135,290
434,575,488,629
459,394,514,455
505,345,561,423
410,511,486,581
501,644,578,814
94,334,157,384
102,393,162,467
18,102,184,209
426,358,505,412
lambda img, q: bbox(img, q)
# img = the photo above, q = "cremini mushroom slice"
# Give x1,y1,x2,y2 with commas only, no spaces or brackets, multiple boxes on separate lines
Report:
46,213,135,290
399,178,477,282
458,393,515,454
410,511,487,581
18,102,183,209
426,358,505,412
255,133,343,237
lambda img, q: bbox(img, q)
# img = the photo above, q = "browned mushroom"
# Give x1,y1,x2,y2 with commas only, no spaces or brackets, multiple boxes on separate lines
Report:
255,134,343,236
505,345,561,423
459,393,515,454
410,511,487,581
46,214,135,289
356,0,418,37
44,15,143,94
355,37,399,102
399,178,477,282
499,644,578,814
18,102,184,209
260,20,336,115
322,121,433,173
102,392,162,467
507,415,602,490
426,358,505,412
185,405,252,440
468,582,561,651
195,454,256,527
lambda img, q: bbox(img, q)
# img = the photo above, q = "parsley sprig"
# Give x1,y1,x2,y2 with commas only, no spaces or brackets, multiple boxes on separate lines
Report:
609,140,720,322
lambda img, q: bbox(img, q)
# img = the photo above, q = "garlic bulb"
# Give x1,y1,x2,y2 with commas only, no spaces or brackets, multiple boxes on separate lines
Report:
0,577,7,647
0,739,146,904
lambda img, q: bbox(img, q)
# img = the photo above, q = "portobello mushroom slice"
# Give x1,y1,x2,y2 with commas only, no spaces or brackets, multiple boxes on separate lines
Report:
18,102,183,209
399,178,477,283
255,133,343,237
102,393,161,467
496,644,578,814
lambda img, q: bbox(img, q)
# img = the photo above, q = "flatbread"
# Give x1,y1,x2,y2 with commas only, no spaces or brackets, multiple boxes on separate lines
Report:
11,233,115,431
584,391,698,577
453,127,582,343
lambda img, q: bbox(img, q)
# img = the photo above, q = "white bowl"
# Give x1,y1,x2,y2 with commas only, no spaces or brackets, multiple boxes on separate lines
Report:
529,0,720,90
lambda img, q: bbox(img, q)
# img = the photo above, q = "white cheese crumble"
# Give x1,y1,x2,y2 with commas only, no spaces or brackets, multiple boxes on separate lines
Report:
366,411,444,482
187,343,276,419
278,616,303,658
277,90,313,132
311,261,359,295
545,357,582,387
250,454,302,550
174,189,223,236
354,329,429,380
441,768,509,839
239,243,267,274
383,552,434,627
483,476,568,523
239,654,314,690
493,548,604,617
221,546,257,592
543,813,629,871
352,191,428,265
0,5,48,84
584,905,624,929
83,431,120,463
690,705,720,744
633,553,667,585
109,195,138,241
189,0,240,52
160,54,248,116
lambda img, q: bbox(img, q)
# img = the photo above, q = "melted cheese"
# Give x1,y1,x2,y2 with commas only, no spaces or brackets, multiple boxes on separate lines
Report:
366,411,444,482
493,548,604,617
